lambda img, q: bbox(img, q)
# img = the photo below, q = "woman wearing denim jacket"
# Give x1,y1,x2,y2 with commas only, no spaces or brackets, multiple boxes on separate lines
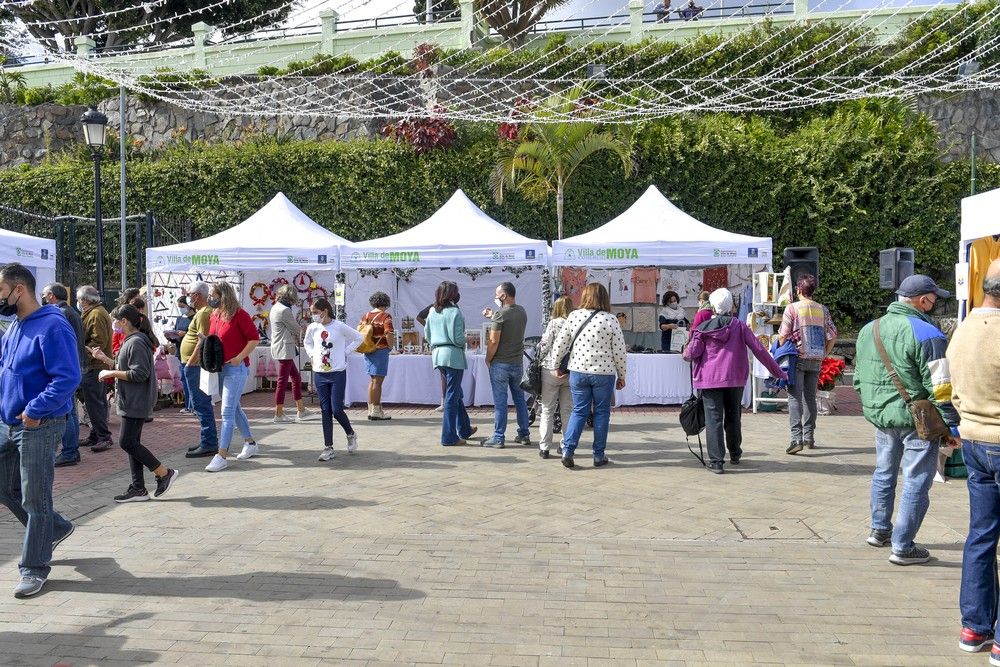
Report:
425,281,478,446
203,281,260,473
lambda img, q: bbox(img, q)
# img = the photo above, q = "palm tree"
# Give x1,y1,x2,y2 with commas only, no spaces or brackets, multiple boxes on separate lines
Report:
0,56,26,105
491,86,635,240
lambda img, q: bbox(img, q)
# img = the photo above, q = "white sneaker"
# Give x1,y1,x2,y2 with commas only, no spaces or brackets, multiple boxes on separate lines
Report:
205,454,228,472
272,415,292,424
347,434,358,453
235,442,259,460
296,409,313,422
434,404,444,412
318,447,335,461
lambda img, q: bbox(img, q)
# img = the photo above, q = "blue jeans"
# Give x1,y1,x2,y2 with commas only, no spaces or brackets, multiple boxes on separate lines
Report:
60,400,80,460
220,363,253,452
184,365,218,449
960,440,1000,634
0,417,73,578
562,372,615,462
315,371,352,447
489,362,529,443
179,361,193,411
870,427,939,554
440,367,472,445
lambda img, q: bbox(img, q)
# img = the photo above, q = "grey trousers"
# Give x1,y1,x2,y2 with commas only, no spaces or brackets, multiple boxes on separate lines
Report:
788,361,820,444
79,368,112,443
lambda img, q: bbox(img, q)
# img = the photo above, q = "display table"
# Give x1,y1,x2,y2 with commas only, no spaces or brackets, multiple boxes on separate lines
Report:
615,354,691,406
345,353,475,407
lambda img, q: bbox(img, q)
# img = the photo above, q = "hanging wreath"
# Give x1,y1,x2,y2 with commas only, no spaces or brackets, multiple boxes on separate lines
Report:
502,266,533,278
249,282,270,307
268,277,289,303
293,271,315,293
457,266,492,281
358,268,386,279
393,268,418,282
252,312,270,336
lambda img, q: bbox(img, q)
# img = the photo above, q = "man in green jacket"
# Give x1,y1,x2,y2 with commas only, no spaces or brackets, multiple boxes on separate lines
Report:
854,275,960,566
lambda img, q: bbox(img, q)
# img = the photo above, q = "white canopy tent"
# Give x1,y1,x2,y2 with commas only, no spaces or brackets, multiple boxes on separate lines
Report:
147,192,347,272
0,228,56,299
341,189,549,338
958,187,1000,320
342,189,548,270
552,185,772,267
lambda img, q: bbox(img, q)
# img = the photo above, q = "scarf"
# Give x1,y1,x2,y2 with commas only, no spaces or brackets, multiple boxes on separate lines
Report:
659,305,686,322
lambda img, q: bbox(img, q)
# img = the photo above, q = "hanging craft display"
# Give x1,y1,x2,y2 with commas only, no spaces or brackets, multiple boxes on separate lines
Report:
457,266,492,281
249,282,270,308
392,268,418,282
502,266,532,278
294,271,315,293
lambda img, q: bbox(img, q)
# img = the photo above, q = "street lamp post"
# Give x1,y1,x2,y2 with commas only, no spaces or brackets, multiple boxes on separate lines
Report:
80,107,108,298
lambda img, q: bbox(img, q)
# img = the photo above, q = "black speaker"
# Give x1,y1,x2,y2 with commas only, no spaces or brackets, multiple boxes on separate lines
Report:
879,248,915,290
782,247,819,289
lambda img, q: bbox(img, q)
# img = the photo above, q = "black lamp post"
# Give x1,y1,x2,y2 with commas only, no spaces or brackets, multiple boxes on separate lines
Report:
81,106,108,297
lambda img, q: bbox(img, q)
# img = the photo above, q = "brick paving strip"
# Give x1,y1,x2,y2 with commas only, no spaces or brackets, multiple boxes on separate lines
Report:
0,386,971,666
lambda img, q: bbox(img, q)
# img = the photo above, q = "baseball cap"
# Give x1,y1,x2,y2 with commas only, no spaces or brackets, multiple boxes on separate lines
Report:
895,274,950,299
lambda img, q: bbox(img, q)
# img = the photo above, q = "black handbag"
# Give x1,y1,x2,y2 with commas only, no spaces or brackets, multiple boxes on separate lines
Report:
199,334,225,374
678,363,706,466
519,348,542,396
558,311,600,374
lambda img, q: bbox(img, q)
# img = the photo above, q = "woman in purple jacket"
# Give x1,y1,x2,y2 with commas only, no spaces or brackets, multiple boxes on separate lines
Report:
683,288,787,474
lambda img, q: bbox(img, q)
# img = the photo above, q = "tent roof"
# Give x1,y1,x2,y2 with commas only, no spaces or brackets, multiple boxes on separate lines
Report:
0,227,56,269
962,187,1000,244
552,185,772,266
147,193,347,271
344,189,547,268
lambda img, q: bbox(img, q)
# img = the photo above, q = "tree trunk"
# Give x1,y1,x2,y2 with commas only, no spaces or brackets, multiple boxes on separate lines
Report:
556,181,564,240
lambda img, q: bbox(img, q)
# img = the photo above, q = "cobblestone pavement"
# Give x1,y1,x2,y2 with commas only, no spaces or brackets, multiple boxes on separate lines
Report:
0,388,974,666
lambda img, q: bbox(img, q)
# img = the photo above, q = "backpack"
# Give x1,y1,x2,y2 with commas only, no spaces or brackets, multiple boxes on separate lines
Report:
356,311,388,354
199,334,225,373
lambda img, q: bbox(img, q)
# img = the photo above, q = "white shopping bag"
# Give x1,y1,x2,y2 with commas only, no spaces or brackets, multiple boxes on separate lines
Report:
199,370,220,397
670,328,689,353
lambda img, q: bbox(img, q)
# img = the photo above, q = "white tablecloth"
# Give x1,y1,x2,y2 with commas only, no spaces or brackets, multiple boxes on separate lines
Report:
615,354,691,406
345,353,475,406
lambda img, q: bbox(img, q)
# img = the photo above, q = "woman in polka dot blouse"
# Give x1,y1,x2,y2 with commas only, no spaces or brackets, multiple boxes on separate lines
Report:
549,283,627,469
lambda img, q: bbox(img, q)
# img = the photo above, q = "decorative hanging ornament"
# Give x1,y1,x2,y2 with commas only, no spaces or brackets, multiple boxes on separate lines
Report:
249,282,270,307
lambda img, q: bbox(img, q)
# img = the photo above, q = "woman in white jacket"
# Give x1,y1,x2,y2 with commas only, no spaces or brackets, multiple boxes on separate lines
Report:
304,297,363,462
536,296,575,459
548,283,627,469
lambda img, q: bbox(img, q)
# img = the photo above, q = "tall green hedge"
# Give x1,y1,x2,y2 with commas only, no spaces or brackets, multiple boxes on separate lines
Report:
1,100,997,329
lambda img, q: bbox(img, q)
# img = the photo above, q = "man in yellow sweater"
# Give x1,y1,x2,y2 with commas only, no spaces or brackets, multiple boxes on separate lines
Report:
949,258,1000,657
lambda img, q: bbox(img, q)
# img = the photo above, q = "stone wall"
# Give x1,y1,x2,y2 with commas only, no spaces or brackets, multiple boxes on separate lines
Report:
917,90,1000,164
2,83,999,169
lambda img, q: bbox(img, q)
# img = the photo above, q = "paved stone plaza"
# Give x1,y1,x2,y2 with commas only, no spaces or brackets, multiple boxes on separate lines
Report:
0,392,976,666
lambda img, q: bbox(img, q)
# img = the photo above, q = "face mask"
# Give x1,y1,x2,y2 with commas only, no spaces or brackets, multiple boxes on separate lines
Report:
0,288,20,318
494,298,503,308
312,314,323,323
207,297,221,308
113,322,123,334
668,301,678,308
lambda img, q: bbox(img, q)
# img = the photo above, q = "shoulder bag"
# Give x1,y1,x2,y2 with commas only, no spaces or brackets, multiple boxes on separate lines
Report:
558,311,600,374
872,319,950,442
679,362,706,466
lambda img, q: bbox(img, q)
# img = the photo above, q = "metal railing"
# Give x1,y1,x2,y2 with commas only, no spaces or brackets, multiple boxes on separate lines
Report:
337,11,460,32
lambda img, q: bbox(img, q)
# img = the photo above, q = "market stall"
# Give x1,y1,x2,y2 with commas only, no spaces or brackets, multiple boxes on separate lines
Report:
340,189,550,406
552,185,772,406
0,227,56,299
146,192,352,394
958,187,1000,320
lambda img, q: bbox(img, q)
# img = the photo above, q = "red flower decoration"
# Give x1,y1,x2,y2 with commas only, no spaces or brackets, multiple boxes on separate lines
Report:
817,357,845,390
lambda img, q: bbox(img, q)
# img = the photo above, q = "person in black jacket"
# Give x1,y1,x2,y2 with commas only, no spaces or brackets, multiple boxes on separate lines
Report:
42,283,87,467
94,305,179,503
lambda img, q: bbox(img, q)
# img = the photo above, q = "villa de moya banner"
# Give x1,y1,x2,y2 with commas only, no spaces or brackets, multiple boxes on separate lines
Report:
550,241,773,267
146,248,338,272
340,244,548,269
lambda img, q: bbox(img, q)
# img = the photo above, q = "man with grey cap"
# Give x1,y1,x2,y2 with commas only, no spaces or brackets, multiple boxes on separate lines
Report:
854,274,960,566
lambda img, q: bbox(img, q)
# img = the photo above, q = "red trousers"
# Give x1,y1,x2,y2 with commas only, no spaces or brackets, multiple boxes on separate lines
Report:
275,359,302,404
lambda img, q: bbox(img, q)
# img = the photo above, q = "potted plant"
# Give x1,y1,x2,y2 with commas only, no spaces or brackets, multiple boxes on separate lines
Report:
817,357,846,415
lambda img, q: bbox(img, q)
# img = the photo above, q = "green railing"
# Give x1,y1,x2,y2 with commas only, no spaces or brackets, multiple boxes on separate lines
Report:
11,1,950,88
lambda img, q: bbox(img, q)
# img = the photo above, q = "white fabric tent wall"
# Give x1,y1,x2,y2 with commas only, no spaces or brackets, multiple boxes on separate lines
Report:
146,193,348,272
958,187,1000,321
552,185,772,267
0,228,57,299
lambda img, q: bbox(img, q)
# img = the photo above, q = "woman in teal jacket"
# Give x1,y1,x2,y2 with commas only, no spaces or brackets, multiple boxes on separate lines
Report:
425,281,477,446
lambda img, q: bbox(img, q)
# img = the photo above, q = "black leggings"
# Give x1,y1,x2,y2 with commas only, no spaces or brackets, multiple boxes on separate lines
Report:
120,416,162,490
701,387,743,464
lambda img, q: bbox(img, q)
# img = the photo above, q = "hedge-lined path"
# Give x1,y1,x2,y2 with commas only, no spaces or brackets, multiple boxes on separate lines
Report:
0,386,968,667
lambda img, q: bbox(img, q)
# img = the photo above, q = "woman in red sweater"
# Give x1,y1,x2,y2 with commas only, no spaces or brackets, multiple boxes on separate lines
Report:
202,281,260,473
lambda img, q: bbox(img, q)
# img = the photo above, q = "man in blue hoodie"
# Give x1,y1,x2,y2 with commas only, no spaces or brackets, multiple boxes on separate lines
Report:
0,263,80,598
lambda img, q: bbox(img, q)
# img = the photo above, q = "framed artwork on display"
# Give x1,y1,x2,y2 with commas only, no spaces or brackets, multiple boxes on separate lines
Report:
632,306,657,333
465,329,481,353
613,306,633,331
